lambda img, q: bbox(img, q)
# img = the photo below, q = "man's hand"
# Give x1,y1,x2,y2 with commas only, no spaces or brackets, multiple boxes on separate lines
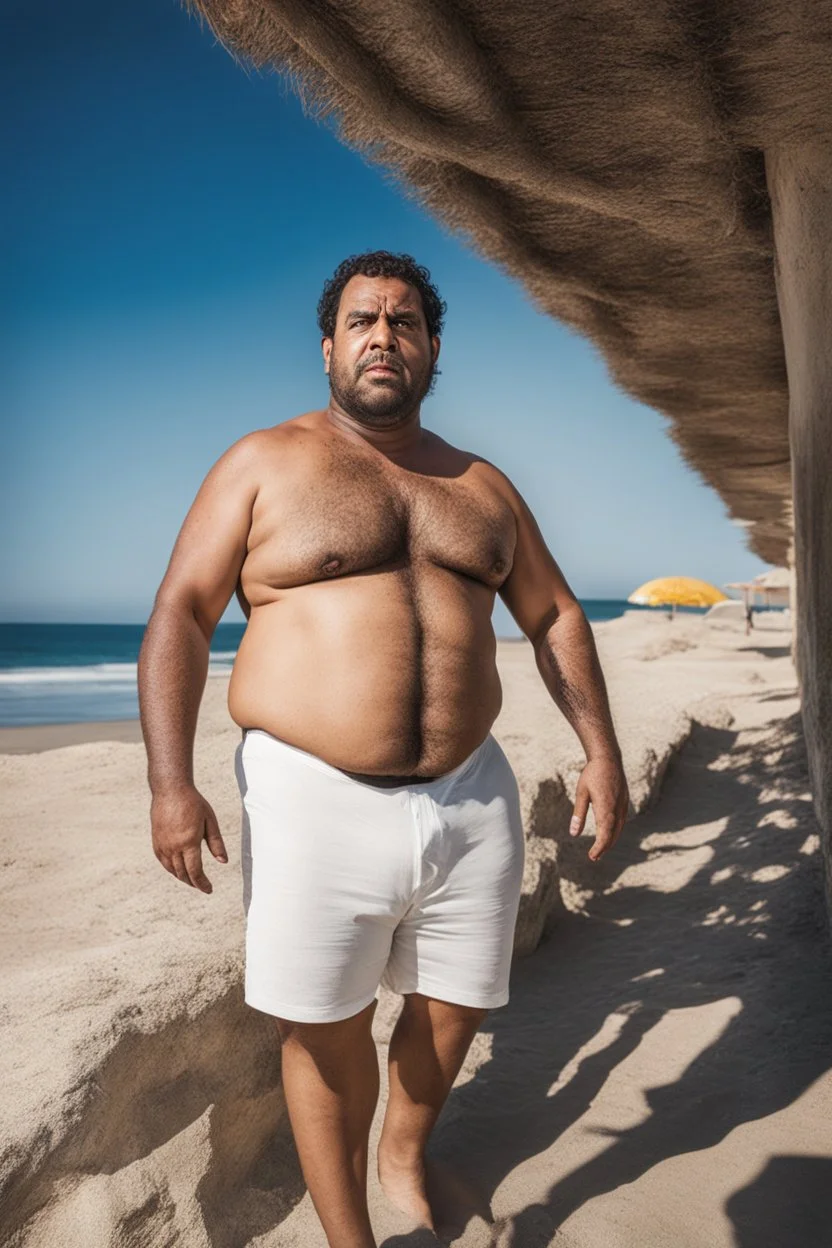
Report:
151,785,228,894
569,755,630,861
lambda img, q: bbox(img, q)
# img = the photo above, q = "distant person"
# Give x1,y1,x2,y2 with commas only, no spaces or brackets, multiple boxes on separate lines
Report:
746,600,754,634
138,251,629,1246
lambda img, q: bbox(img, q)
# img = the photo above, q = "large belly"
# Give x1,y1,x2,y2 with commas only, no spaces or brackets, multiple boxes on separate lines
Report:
227,564,502,775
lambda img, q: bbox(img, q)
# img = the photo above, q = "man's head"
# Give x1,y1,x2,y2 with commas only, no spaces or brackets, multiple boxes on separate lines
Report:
318,251,445,428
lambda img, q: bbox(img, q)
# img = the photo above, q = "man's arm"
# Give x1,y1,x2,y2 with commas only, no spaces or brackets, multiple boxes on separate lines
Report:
138,434,261,893
496,476,629,860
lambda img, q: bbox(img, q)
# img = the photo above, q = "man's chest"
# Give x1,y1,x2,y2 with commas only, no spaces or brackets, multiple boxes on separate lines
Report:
244,454,517,592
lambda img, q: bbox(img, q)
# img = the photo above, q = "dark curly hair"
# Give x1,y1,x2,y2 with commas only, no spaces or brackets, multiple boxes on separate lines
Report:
317,251,446,340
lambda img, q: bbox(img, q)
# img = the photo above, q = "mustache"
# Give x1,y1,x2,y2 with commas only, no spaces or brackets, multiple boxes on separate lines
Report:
360,354,403,376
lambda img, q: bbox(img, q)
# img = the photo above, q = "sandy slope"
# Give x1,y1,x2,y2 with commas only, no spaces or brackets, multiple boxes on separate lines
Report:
3,611,830,1246
435,671,832,1248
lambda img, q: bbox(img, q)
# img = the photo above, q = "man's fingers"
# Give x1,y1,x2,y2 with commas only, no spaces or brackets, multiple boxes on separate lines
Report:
204,811,228,864
182,844,212,894
156,845,213,892
589,821,617,860
570,786,590,837
170,852,193,886
151,789,223,892
589,814,623,861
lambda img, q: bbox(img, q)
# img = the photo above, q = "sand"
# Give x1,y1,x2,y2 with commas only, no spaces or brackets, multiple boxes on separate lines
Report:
2,610,831,1247
0,719,144,754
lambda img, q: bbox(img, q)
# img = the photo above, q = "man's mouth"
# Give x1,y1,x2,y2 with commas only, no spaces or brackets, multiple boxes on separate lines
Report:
364,362,400,377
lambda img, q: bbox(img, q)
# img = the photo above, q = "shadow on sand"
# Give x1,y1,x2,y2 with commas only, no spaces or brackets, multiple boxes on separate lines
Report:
394,709,832,1247
726,1155,832,1248
737,644,793,661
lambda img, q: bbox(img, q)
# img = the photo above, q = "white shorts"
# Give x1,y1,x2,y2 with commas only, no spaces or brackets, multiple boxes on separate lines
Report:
235,729,525,1023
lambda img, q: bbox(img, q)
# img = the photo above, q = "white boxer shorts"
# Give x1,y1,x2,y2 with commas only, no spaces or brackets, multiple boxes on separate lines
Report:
235,729,525,1023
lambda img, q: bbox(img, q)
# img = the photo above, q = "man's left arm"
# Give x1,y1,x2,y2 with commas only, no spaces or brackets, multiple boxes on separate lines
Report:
496,475,630,861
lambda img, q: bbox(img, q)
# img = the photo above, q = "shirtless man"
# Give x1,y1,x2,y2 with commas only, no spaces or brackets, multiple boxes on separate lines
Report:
138,251,629,1248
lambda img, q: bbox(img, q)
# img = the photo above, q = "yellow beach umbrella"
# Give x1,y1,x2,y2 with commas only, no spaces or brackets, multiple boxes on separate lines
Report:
628,576,728,618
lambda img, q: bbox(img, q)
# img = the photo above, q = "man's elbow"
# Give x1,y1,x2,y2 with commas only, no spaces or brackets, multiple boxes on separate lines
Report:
148,587,213,643
529,599,584,650
529,605,559,650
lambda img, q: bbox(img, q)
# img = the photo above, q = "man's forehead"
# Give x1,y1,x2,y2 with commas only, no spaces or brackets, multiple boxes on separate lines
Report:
339,275,423,315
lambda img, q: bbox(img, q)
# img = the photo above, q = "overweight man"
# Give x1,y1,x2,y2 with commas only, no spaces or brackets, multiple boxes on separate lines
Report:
138,250,629,1247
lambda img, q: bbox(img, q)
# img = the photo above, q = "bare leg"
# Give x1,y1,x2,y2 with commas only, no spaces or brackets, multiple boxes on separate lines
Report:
276,999,380,1248
377,993,487,1229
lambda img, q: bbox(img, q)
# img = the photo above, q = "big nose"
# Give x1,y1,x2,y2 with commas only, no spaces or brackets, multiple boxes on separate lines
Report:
369,314,396,353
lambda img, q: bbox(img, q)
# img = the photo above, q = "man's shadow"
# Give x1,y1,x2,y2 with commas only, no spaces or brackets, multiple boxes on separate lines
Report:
397,710,832,1246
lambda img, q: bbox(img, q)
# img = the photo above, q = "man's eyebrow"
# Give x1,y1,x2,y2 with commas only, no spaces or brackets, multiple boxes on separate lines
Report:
344,307,421,321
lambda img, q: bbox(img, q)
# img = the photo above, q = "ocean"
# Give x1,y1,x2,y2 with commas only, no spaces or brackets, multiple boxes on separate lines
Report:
0,602,673,727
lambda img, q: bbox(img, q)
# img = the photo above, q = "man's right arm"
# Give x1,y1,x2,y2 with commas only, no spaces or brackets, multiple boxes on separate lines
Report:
137,433,262,893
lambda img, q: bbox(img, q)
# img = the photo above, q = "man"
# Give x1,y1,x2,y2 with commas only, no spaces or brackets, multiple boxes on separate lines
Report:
138,250,629,1247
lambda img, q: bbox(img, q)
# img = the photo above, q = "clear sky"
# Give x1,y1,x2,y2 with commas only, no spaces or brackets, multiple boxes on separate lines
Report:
2,0,771,634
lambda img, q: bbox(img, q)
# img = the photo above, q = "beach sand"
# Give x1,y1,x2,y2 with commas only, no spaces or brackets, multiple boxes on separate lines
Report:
0,718,144,754
2,610,831,1247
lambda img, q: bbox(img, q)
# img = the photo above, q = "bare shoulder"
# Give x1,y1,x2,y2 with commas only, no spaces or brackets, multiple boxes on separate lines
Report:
421,430,494,476
209,414,318,483
469,456,519,497
443,440,522,506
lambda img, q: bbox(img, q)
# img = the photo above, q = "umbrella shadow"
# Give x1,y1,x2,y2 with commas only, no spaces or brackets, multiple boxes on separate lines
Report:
737,644,792,660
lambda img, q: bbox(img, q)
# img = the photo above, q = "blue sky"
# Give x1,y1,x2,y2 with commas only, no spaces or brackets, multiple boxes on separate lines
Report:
2,0,770,634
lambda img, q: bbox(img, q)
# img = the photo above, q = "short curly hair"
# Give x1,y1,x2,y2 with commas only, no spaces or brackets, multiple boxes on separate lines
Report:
317,251,446,340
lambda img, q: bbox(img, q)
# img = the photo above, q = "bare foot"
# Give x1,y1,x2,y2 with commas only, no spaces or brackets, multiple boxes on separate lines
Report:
425,1160,493,1239
377,1145,435,1231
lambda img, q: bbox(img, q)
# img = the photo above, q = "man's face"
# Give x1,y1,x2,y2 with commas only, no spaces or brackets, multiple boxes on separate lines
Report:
322,275,440,427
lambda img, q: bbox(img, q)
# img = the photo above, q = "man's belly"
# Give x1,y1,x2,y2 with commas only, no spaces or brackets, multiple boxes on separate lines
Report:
227,566,503,777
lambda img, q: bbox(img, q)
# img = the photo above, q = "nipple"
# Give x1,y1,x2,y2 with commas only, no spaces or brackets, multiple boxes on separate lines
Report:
321,558,342,575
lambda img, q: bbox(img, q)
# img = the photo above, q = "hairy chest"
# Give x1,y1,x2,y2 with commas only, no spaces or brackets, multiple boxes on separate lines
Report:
242,453,516,596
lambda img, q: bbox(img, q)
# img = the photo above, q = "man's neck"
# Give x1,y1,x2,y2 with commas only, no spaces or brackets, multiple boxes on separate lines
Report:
324,401,424,457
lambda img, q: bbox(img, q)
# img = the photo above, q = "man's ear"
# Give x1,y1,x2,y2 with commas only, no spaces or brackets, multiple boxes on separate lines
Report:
322,336,332,374
431,335,441,366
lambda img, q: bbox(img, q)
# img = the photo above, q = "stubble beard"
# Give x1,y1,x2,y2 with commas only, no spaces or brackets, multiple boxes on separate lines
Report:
327,351,435,429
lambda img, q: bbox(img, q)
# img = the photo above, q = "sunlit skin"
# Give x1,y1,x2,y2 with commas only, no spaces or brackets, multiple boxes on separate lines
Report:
138,271,629,1246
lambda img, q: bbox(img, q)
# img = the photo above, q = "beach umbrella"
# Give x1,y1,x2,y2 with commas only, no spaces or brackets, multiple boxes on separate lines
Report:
725,566,790,608
628,576,728,618
753,567,790,591
752,567,790,607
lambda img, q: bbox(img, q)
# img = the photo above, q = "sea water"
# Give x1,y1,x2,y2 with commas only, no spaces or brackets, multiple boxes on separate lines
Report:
0,603,689,727
0,623,241,727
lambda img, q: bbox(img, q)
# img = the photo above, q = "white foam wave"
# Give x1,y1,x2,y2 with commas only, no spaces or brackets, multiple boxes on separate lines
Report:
0,663,138,685
0,651,237,686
